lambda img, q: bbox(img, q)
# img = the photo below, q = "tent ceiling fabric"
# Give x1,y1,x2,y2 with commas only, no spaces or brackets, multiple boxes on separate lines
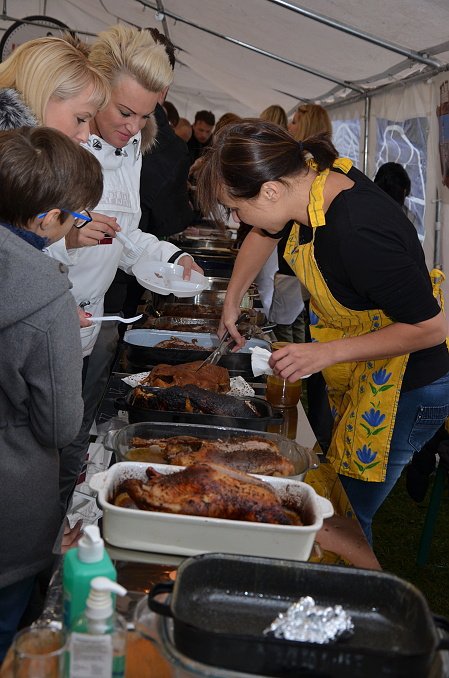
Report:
2,0,449,118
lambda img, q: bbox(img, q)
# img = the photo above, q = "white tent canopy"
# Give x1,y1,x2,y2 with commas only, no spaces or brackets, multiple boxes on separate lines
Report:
2,1,449,282
2,1,449,119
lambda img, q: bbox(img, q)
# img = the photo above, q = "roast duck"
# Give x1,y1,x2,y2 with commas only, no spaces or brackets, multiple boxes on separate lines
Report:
141,361,230,392
113,463,302,525
153,337,210,350
131,384,259,418
128,434,295,476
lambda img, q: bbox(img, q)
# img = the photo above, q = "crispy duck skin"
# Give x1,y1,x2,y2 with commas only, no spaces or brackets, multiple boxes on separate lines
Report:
132,384,259,418
163,435,295,476
142,361,230,393
129,434,294,475
122,463,301,525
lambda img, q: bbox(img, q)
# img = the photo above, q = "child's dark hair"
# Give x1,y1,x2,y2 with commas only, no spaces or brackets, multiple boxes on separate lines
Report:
196,119,338,223
0,127,103,227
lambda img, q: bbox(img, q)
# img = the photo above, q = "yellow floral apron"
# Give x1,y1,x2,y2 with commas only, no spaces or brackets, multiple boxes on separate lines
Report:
285,158,412,483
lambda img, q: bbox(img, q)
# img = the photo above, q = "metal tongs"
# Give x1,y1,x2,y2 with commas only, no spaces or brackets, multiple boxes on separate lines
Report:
196,312,250,370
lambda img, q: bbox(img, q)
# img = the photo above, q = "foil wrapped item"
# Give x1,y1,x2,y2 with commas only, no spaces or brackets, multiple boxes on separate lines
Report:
264,596,354,644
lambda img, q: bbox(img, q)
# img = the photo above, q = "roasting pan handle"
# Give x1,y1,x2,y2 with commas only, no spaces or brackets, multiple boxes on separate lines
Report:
434,614,449,649
103,429,119,452
317,495,334,520
148,582,174,617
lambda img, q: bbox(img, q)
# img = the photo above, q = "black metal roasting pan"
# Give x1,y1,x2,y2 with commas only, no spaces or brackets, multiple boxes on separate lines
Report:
148,553,449,678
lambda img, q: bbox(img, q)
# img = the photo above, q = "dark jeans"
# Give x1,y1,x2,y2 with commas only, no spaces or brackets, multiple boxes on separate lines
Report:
339,370,449,544
0,575,35,663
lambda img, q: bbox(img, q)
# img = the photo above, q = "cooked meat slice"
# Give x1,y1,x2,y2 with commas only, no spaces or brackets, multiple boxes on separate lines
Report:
154,337,209,350
142,361,230,393
165,436,295,476
122,463,301,524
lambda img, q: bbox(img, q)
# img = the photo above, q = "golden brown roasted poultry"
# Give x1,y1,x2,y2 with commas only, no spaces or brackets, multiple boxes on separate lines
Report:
142,361,229,392
121,463,301,525
129,434,295,476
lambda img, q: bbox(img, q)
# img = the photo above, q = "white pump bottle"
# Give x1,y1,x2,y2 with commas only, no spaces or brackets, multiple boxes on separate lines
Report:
68,576,127,678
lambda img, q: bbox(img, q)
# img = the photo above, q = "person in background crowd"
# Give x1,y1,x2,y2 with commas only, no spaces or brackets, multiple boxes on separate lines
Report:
163,99,179,128
175,116,192,142
0,127,103,661
260,104,288,129
187,109,215,164
289,102,332,140
214,112,242,134
196,120,449,545
46,24,202,515
258,104,305,339
374,161,418,229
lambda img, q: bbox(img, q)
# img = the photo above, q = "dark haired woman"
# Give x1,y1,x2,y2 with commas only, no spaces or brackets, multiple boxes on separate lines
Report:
196,120,449,544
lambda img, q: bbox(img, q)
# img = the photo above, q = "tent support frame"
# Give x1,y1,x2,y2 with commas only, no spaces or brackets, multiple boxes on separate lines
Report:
266,0,441,69
137,0,366,94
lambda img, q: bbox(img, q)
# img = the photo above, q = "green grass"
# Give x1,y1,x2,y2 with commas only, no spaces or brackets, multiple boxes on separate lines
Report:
372,471,449,617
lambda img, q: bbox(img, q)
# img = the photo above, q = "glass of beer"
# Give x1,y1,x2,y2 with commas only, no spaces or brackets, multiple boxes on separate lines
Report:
13,625,67,678
265,342,302,408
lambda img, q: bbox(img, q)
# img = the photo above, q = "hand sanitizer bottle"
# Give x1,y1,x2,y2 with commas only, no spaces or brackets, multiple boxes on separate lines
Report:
63,524,117,629
68,576,127,678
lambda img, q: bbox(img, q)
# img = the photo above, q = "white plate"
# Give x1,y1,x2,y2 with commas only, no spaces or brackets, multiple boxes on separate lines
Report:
132,260,207,297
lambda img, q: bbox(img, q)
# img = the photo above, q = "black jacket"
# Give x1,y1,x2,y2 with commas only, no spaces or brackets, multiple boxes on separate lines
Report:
139,104,193,239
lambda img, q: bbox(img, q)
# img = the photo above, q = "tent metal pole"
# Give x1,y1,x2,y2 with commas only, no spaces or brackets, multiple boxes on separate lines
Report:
136,1,366,94
324,63,449,112
265,0,441,69
363,95,370,174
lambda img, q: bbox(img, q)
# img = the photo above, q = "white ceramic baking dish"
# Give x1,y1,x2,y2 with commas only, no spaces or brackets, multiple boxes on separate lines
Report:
89,462,333,561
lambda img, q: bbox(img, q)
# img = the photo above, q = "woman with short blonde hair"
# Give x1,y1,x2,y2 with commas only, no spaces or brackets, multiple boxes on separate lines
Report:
0,36,109,133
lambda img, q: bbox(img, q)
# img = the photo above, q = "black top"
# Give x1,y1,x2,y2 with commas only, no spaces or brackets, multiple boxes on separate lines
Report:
139,104,193,239
187,134,211,166
262,165,449,391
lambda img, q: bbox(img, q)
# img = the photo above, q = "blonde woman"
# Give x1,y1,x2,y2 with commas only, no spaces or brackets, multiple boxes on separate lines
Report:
260,104,288,129
0,36,109,143
288,103,332,141
48,24,202,511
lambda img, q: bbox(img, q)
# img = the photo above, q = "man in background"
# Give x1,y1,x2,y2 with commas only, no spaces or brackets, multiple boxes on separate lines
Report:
187,109,215,165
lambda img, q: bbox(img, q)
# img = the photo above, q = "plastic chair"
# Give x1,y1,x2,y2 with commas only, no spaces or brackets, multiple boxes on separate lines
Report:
416,445,449,566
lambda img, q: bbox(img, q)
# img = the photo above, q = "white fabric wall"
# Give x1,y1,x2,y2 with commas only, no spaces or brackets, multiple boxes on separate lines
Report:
330,80,449,299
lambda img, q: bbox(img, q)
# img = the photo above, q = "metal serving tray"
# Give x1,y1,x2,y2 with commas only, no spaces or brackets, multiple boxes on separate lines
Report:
102,421,320,479
89,463,333,560
116,386,283,432
123,329,269,374
145,553,449,678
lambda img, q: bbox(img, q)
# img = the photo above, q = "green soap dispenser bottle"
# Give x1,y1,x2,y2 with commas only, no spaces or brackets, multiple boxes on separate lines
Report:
63,524,117,629
68,576,127,678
